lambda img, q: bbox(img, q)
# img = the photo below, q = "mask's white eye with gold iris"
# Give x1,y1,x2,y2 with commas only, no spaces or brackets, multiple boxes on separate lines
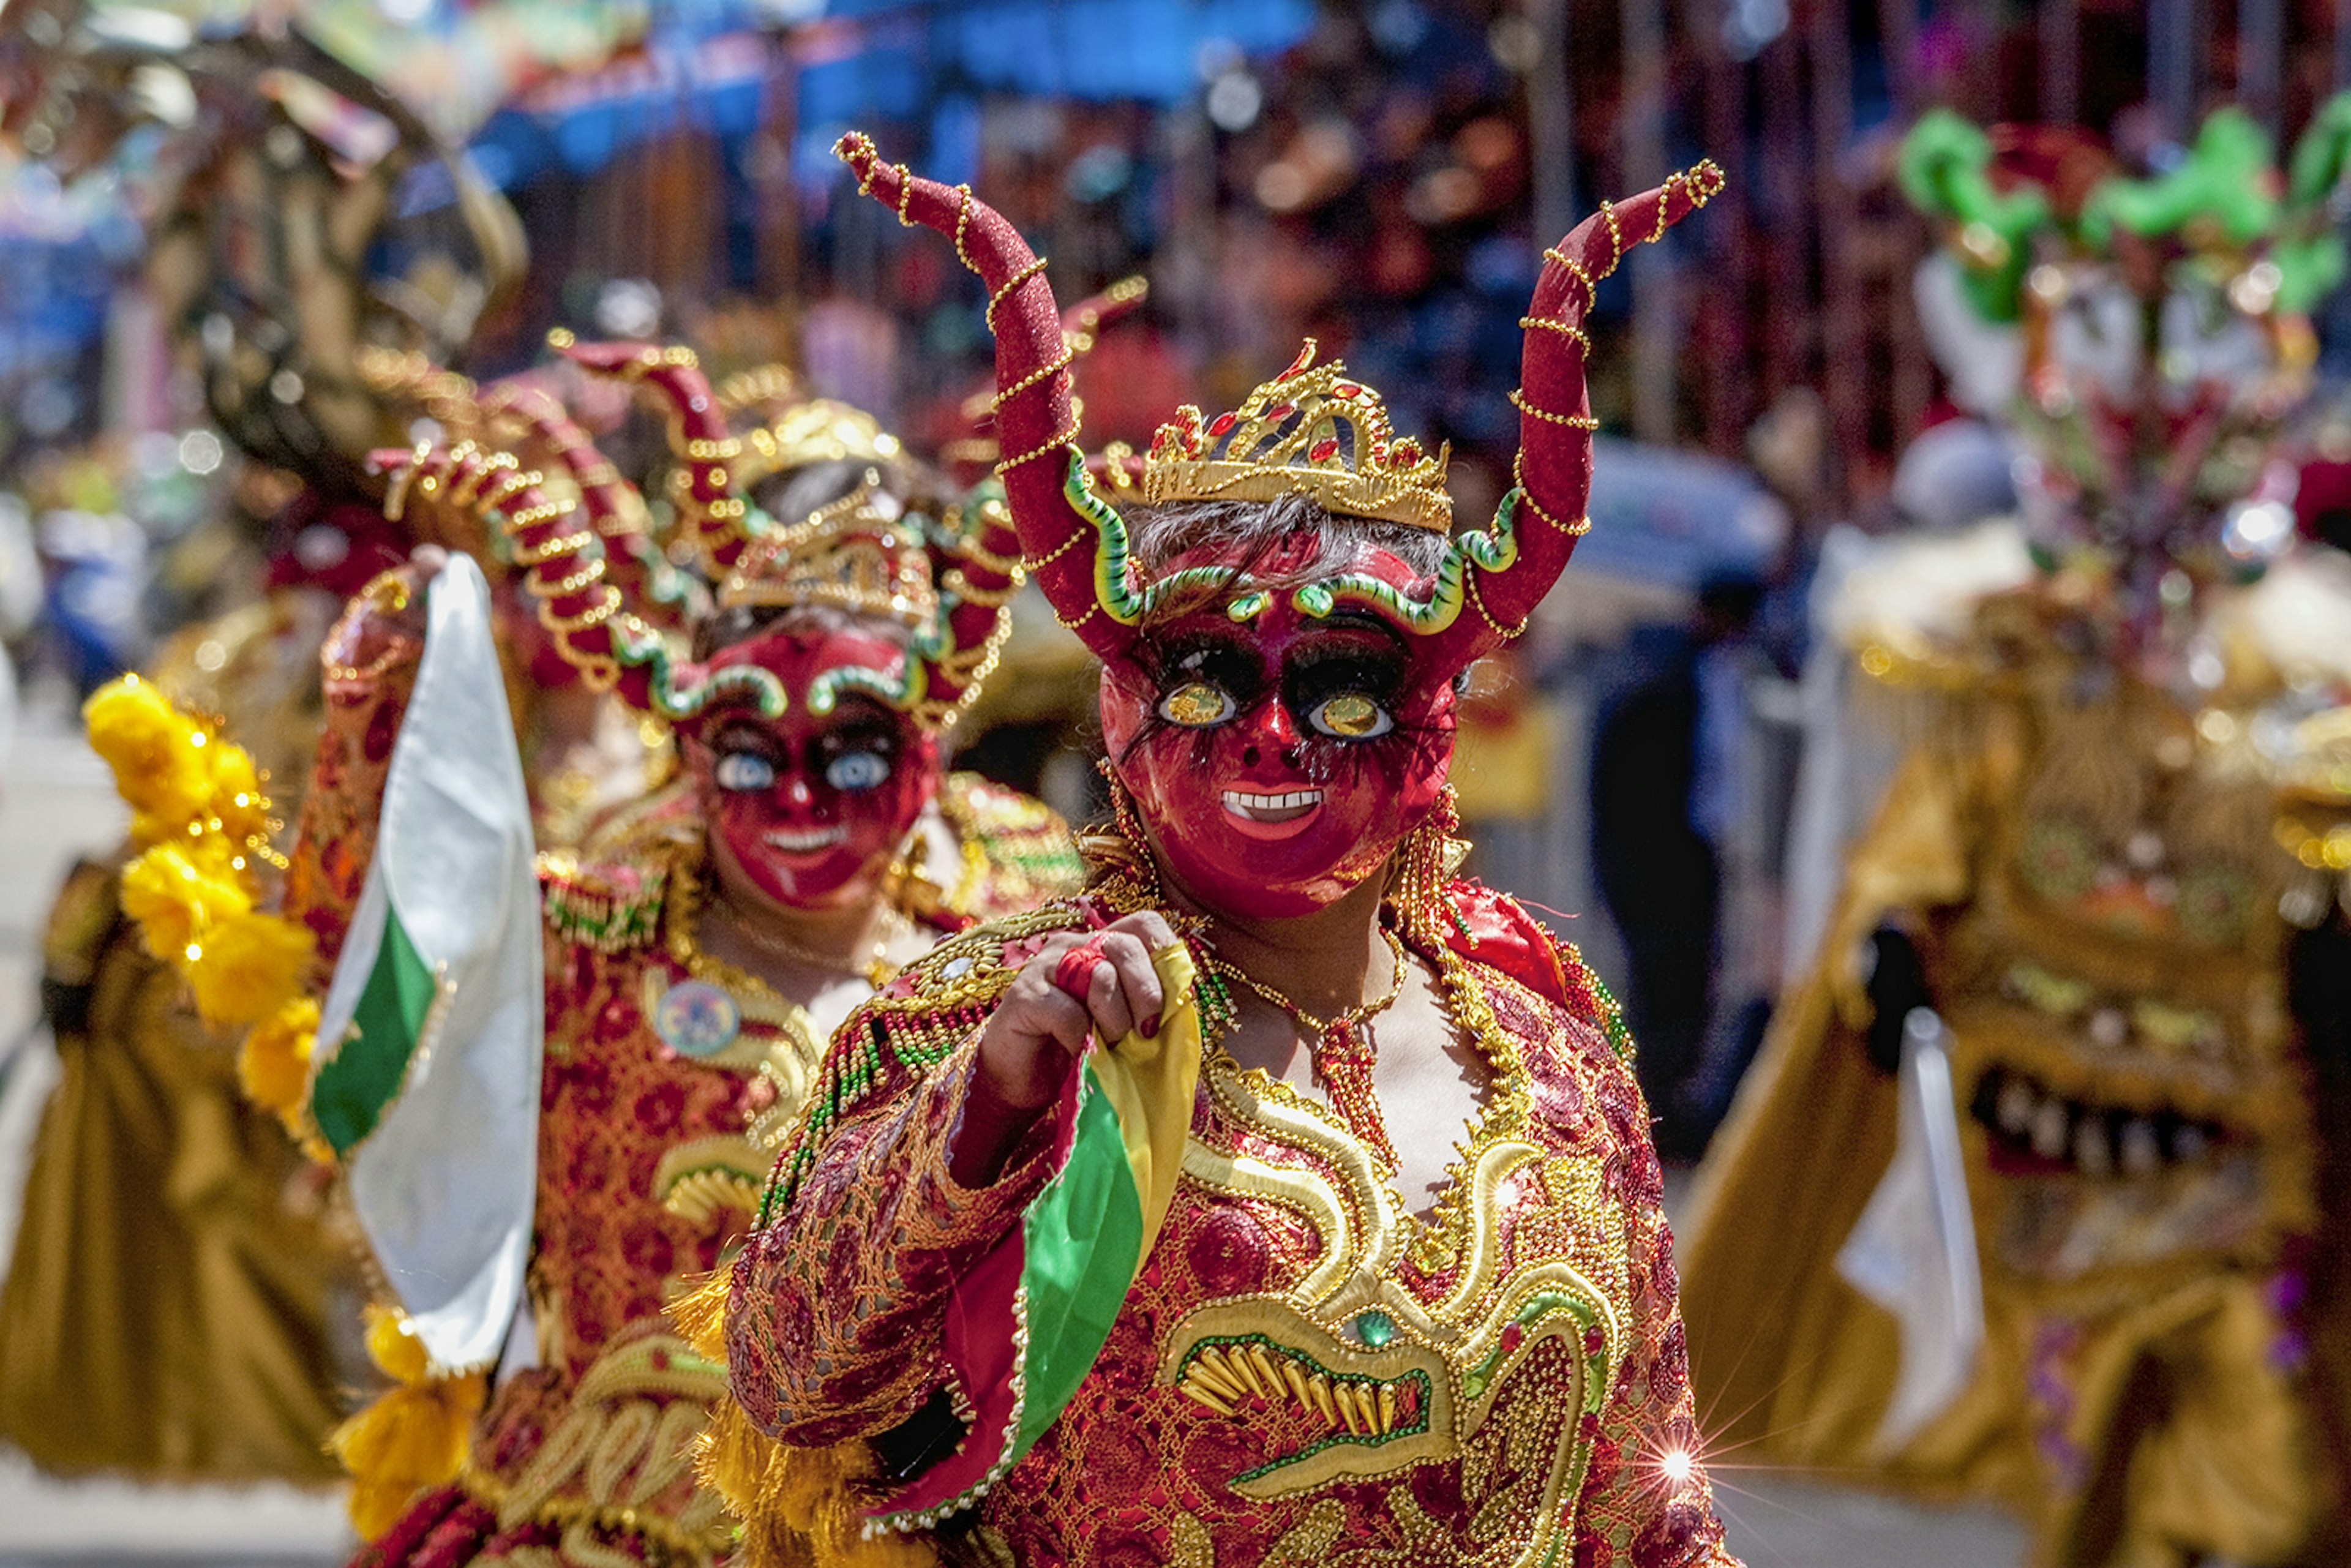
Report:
1159,681,1235,728
714,752,776,792
825,751,891,792
1309,691,1392,740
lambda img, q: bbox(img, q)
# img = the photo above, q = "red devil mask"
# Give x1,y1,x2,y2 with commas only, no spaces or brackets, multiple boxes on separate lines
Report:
1108,569,1456,916
680,623,939,909
1098,532,1455,915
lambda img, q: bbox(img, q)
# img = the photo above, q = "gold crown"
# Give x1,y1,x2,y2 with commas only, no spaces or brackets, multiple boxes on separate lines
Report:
1142,341,1451,531
735,398,906,494
718,468,939,632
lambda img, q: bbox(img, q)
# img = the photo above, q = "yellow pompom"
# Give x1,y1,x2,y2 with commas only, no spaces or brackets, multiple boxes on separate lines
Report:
204,741,273,847
345,1477,424,1544
119,844,250,964
327,1372,485,1540
328,1378,481,1475
84,678,214,830
185,907,314,1029
239,997,319,1126
364,1302,433,1386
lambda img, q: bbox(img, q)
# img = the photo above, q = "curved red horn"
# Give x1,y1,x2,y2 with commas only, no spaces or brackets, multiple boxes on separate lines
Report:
1427,161,1723,673
473,378,692,631
944,275,1149,486
373,441,664,711
555,336,752,576
834,132,1133,664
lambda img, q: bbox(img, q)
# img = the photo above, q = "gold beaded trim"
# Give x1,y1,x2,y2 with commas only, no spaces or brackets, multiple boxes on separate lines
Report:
534,558,610,598
1466,571,1532,639
537,593,621,635
512,527,594,566
995,426,1081,476
1023,523,1090,571
1509,452,1591,535
987,256,1052,331
1507,389,1600,429
1517,315,1591,356
939,565,1024,608
994,343,1078,408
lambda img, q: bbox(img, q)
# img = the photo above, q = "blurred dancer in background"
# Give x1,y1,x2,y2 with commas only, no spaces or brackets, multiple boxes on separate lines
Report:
1682,103,2351,1568
0,15,521,1485
1589,569,1763,1159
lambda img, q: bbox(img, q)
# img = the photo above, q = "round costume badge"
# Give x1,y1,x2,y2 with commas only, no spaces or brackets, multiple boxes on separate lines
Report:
653,979,741,1058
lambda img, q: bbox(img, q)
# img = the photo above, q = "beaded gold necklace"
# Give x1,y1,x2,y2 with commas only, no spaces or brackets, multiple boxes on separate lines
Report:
710,882,907,990
664,858,905,1022
1202,925,1412,1168
1203,932,1533,1275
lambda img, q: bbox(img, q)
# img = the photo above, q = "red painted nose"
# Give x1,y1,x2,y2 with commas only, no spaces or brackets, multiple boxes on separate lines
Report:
1236,696,1302,768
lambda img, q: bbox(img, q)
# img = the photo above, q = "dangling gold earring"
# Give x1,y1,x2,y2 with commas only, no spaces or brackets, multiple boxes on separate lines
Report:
882,822,946,921
1101,759,1150,847
1390,784,1466,948
1082,759,1165,901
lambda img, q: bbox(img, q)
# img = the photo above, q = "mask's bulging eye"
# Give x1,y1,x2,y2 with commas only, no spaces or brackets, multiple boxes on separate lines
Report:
826,751,891,792
1310,691,1393,740
1160,681,1236,728
714,752,776,792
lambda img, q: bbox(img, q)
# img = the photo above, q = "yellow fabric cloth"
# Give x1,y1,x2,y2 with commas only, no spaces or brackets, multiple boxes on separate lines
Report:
0,596,356,1482
0,860,349,1481
1084,940,1203,1252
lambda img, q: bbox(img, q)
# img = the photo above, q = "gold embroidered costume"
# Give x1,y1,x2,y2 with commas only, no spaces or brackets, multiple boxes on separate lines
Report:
1684,101,2351,1568
720,871,1737,1567
1682,565,2351,1566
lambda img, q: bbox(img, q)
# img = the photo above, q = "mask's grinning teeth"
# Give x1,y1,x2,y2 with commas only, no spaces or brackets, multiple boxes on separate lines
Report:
763,825,849,852
1221,789,1324,822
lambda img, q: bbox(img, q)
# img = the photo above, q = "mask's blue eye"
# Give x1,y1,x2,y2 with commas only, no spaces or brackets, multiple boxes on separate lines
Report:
713,752,774,792
826,751,890,792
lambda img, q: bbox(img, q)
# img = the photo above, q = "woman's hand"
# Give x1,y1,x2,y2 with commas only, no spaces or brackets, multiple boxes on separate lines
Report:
951,910,1178,1185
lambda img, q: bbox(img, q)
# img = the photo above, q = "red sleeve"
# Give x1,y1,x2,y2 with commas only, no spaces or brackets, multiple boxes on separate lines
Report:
281,590,421,970
725,1029,1071,1447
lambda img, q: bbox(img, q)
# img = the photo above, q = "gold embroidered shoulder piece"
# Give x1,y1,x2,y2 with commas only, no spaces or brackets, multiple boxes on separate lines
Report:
923,772,1086,923
538,776,705,953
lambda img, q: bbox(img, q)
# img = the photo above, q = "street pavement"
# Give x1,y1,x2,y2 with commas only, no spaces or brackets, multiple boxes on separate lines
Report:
0,691,2025,1566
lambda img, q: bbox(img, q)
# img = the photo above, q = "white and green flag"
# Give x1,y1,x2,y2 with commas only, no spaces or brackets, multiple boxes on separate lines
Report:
1836,1006,1985,1454
309,555,542,1372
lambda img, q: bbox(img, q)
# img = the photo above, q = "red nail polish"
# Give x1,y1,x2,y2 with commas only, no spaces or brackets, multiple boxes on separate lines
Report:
1141,1013,1161,1037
